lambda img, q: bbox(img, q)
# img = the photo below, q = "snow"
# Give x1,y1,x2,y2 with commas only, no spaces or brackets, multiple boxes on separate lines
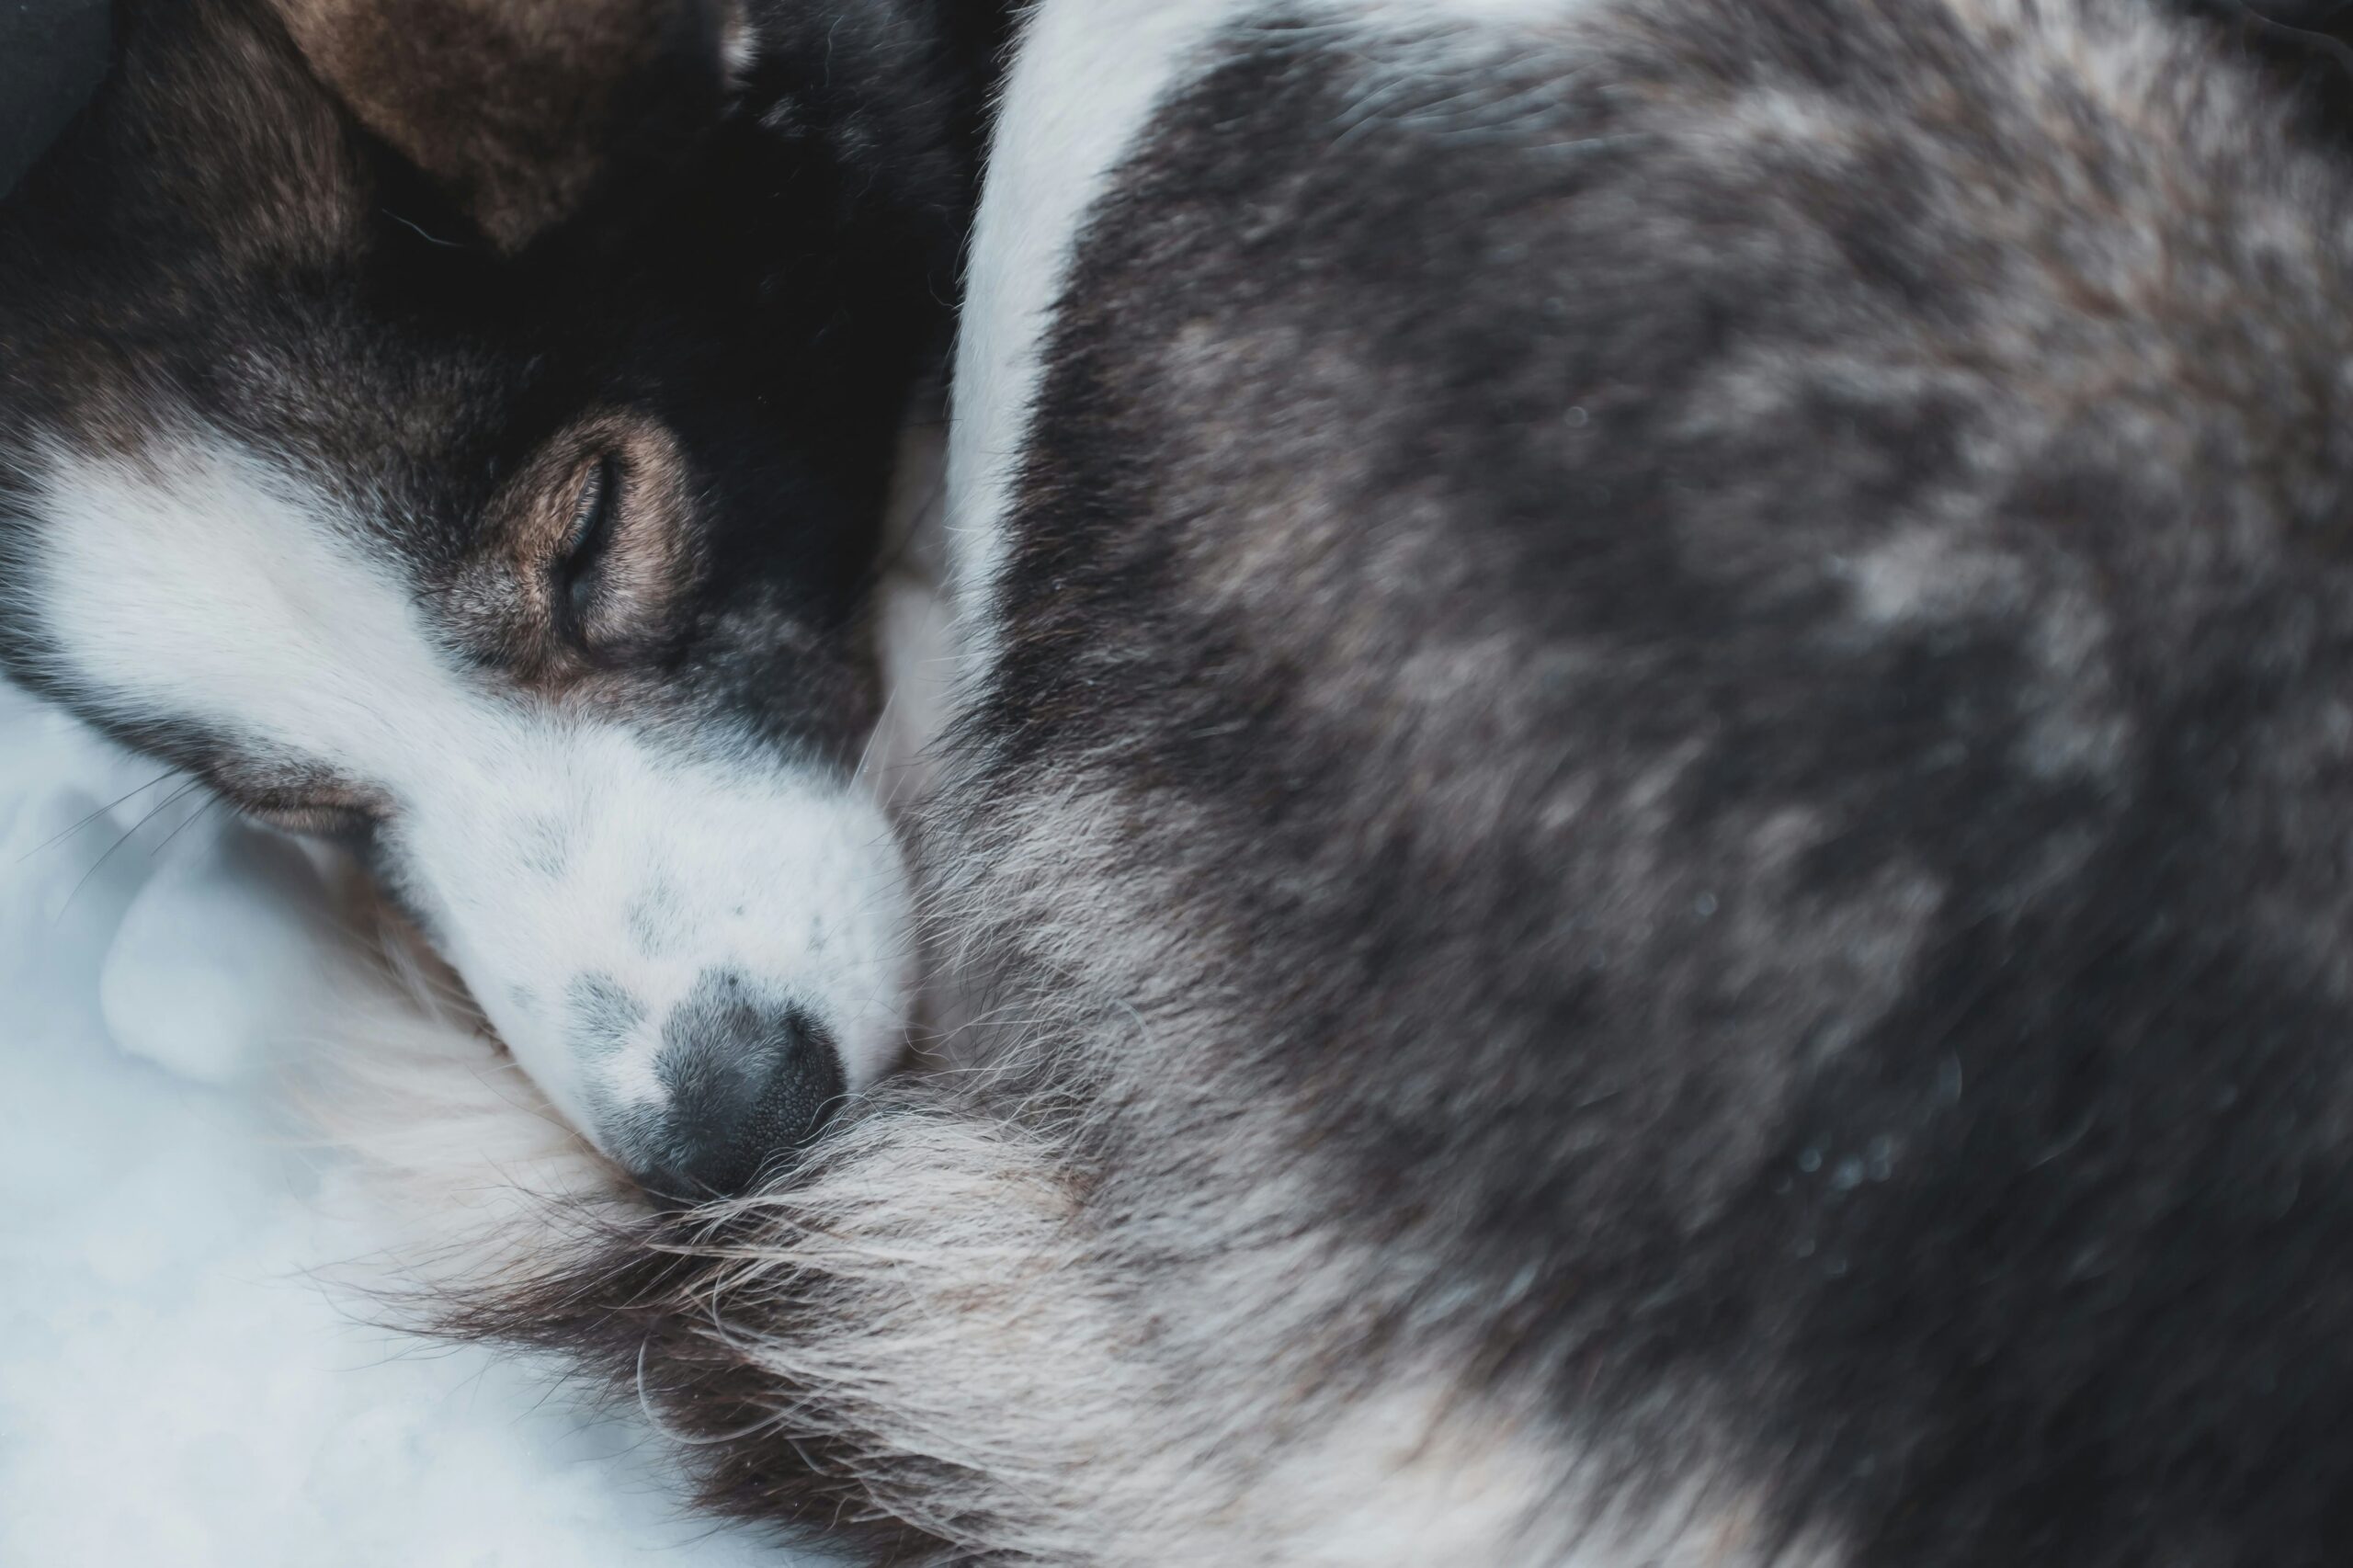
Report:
0,680,804,1567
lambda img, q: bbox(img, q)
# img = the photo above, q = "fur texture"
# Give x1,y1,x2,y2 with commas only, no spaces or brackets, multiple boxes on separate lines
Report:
0,0,995,1191
400,0,2353,1563
265,0,733,249
19,0,2353,1561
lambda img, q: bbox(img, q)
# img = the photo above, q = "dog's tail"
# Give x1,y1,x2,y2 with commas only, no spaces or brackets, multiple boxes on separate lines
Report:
313,929,1771,1567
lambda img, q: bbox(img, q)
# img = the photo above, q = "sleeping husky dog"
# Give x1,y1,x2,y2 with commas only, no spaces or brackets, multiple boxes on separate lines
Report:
0,0,994,1196
11,0,2353,1562
422,0,2353,1562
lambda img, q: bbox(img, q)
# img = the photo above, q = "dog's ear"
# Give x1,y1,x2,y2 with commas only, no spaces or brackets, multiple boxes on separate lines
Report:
262,0,735,251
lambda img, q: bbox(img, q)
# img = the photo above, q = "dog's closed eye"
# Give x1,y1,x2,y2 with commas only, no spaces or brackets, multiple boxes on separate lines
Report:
210,766,388,839
546,442,680,661
555,452,624,649
240,793,379,838
481,415,697,676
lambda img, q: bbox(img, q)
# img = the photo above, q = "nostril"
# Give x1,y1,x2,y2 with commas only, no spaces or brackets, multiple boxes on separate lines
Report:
638,1005,847,1202
730,1022,847,1180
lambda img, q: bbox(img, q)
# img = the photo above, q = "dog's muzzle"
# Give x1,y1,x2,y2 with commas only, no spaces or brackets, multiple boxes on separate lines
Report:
624,974,849,1199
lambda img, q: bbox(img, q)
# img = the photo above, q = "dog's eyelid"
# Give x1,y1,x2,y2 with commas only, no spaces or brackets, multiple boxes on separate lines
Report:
561,454,620,572
555,452,624,645
506,421,689,668
539,432,692,661
236,789,385,839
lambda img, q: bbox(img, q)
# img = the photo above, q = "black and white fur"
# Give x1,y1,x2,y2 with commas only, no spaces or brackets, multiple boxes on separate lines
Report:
13,0,2353,1562
0,0,995,1197
381,0,2353,1563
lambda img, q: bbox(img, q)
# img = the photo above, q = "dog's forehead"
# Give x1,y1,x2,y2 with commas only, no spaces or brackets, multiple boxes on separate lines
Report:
0,0,905,778
0,0,686,437
0,40,529,519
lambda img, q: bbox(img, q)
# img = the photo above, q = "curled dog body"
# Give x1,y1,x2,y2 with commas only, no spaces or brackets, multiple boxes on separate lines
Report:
10,0,2353,1562
438,1,2353,1563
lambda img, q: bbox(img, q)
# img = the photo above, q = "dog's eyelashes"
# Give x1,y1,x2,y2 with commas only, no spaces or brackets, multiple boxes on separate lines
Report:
239,795,380,840
524,427,688,664
205,761,389,840
557,453,622,644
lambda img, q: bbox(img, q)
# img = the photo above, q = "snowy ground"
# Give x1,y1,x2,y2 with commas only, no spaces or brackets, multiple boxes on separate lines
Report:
0,680,803,1567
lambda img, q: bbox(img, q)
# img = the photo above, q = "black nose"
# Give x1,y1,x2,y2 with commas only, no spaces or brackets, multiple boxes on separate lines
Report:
634,980,847,1200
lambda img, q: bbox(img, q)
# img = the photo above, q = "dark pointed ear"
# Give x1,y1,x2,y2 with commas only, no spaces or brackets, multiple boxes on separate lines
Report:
262,0,734,251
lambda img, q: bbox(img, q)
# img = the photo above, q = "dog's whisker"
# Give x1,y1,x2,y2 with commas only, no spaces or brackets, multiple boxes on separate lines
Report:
52,775,209,919
10,766,181,867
